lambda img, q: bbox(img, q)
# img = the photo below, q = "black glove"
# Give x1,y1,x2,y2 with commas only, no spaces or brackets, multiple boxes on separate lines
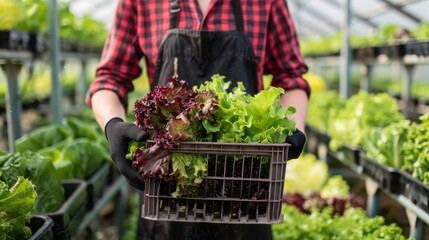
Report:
105,117,149,190
286,129,306,160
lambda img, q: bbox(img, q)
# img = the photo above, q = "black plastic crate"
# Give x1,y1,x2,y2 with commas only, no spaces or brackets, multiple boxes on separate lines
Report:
336,144,361,169
29,32,46,55
375,44,405,59
0,30,31,51
360,153,402,194
314,128,331,147
86,162,116,210
28,215,54,240
404,41,429,57
142,141,290,224
304,125,318,155
399,170,429,213
355,46,377,60
37,180,87,240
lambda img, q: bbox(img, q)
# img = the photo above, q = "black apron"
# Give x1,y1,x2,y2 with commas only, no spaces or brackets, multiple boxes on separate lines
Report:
137,0,272,239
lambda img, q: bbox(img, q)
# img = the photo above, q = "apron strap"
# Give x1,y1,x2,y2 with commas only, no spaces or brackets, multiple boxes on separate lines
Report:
169,0,244,32
231,0,244,32
170,0,181,29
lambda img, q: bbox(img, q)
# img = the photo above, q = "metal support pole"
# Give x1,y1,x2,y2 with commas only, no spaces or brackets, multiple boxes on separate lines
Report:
1,62,23,152
402,64,415,119
360,63,373,93
365,178,380,217
48,0,64,124
406,209,426,240
76,59,88,110
340,0,352,99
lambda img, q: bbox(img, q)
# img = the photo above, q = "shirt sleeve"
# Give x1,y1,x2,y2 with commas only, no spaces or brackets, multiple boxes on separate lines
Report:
263,0,311,97
86,0,143,108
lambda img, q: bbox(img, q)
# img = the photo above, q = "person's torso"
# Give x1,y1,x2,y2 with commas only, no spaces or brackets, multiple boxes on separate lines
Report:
136,0,272,83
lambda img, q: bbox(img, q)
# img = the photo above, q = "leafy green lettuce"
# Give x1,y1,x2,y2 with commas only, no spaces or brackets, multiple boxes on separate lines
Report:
273,205,409,240
328,91,404,150
307,91,346,132
15,124,71,152
362,120,410,168
403,113,429,184
170,153,207,198
0,177,37,240
0,151,64,213
196,74,296,143
283,154,329,194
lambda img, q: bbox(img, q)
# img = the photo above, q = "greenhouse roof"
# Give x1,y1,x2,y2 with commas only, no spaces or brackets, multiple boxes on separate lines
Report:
289,0,429,38
69,0,429,38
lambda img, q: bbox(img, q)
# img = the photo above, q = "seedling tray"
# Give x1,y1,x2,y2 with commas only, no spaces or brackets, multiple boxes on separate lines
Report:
29,32,46,55
86,162,116,210
314,128,331,146
0,30,31,51
360,153,402,194
37,180,87,240
28,215,54,240
375,44,405,59
404,41,429,57
336,144,361,169
142,141,290,224
399,170,429,213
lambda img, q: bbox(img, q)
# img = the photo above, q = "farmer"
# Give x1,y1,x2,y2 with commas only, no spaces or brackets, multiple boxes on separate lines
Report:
87,0,310,239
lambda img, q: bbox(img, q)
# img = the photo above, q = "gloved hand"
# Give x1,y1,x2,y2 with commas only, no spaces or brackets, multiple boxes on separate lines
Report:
285,129,306,160
105,117,149,190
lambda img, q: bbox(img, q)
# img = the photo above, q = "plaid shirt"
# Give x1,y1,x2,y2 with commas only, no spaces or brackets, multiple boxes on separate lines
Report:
87,0,310,107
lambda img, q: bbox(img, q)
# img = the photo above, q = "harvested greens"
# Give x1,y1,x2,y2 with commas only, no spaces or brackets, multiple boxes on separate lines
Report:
128,75,296,197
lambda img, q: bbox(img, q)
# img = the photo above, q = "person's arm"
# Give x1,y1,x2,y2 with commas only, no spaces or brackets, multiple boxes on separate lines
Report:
263,0,310,159
91,90,127,130
86,0,143,129
279,89,308,132
264,0,311,132
85,0,149,190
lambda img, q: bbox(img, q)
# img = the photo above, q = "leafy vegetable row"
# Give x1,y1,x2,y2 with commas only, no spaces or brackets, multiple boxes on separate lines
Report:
272,205,410,240
0,0,108,47
0,116,110,238
300,22,429,57
307,90,429,185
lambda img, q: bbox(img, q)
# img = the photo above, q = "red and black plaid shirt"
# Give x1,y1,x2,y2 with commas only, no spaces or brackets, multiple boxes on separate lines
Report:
87,0,310,107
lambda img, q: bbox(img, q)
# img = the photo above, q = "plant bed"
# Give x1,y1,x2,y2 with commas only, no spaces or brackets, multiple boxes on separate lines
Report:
28,215,54,240
0,30,31,51
85,162,116,210
36,180,87,240
399,170,429,213
360,153,402,194
304,125,318,155
142,141,290,224
313,128,331,147
354,46,378,61
29,32,46,55
336,144,361,170
375,44,405,59
404,41,429,57
60,39,78,53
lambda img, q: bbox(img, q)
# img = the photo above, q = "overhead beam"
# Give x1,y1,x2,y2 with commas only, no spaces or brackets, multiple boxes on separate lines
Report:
358,0,423,23
323,0,379,29
376,0,421,23
299,4,341,29
290,0,340,32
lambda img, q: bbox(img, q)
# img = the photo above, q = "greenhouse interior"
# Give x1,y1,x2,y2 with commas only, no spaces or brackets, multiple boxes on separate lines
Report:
1,0,429,239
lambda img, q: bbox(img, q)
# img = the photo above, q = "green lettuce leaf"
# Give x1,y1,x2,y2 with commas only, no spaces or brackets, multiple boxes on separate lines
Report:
15,124,71,152
0,177,37,240
171,153,207,198
0,151,64,213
